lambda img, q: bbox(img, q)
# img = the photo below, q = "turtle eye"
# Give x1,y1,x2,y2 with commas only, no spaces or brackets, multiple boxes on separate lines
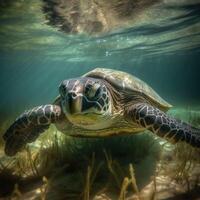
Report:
95,87,101,97
59,85,67,97
85,83,101,100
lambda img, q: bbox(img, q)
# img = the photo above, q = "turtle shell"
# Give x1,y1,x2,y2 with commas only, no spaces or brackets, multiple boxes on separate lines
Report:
83,68,172,111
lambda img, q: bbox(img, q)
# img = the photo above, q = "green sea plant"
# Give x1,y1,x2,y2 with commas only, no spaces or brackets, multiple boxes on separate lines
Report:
0,118,161,199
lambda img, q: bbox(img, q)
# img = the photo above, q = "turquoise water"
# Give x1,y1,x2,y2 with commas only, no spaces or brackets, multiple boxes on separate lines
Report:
0,1,200,199
0,0,200,119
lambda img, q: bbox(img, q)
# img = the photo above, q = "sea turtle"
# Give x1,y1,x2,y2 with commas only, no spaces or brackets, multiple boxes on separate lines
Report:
3,68,200,156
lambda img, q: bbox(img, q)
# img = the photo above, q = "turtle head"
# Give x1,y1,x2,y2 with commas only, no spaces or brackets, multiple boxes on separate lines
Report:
59,77,112,129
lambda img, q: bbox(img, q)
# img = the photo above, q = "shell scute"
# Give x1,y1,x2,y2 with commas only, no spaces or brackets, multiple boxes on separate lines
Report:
84,68,172,111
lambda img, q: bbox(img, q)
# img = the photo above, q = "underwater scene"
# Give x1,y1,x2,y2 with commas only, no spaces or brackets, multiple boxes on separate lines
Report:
0,0,200,199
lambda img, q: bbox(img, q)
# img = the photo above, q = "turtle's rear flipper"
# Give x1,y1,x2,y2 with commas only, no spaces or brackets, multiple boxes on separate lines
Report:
126,103,200,148
3,105,61,156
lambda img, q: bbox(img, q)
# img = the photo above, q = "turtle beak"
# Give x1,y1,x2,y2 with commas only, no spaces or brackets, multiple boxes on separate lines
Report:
67,92,83,114
66,83,83,115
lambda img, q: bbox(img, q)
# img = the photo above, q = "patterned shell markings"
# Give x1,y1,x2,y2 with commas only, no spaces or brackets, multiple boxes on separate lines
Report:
84,68,172,111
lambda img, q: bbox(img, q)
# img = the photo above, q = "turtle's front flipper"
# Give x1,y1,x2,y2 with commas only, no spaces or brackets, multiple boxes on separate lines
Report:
3,105,62,156
125,103,200,148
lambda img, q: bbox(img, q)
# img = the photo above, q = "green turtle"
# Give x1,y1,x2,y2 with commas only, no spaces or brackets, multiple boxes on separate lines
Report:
3,68,200,156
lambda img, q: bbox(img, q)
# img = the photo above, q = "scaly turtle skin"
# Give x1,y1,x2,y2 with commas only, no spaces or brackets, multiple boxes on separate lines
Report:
3,68,200,156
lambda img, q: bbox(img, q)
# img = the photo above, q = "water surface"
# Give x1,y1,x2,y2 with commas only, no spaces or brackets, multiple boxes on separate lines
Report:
0,0,200,118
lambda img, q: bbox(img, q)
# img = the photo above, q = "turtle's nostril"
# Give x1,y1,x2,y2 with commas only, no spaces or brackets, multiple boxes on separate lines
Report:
72,93,77,98
67,92,77,99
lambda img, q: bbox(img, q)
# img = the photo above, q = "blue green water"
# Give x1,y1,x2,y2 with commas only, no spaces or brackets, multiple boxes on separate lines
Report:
0,0,200,118
0,1,200,198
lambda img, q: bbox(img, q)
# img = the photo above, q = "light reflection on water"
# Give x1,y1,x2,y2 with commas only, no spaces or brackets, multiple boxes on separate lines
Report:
0,0,200,116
